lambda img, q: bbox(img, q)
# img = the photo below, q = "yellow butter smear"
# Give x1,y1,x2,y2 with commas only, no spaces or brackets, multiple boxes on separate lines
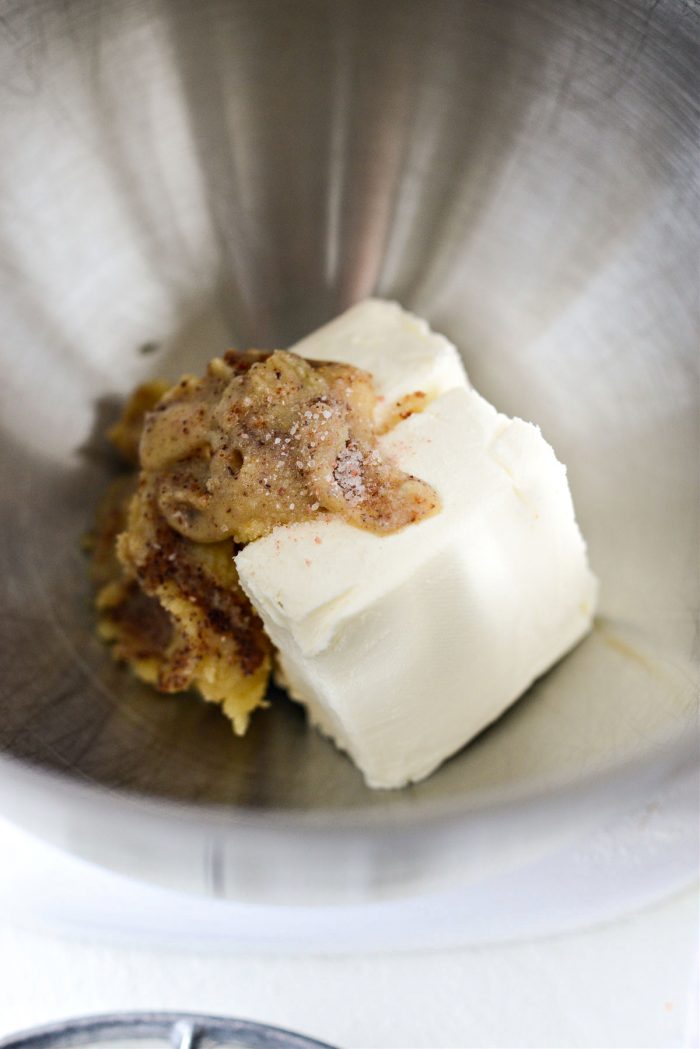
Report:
88,350,438,733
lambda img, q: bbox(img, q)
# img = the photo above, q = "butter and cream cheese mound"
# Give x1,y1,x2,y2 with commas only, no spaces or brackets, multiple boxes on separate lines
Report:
90,299,598,786
90,300,448,737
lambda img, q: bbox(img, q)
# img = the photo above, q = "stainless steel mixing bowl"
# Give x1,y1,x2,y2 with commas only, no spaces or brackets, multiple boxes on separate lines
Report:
0,0,697,905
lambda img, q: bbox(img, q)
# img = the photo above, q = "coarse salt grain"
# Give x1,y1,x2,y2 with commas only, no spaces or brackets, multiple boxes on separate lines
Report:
333,443,366,505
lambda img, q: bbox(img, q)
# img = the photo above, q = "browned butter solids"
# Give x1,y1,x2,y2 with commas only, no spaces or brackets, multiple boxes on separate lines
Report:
138,350,439,544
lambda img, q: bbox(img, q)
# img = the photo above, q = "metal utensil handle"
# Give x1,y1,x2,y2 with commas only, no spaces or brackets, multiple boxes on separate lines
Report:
0,1012,338,1049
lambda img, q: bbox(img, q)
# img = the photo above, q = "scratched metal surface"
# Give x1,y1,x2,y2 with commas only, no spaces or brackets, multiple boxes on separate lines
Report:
0,1011,335,1049
0,0,697,903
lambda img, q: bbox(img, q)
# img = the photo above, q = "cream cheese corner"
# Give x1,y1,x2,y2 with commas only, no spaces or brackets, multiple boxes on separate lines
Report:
291,298,468,423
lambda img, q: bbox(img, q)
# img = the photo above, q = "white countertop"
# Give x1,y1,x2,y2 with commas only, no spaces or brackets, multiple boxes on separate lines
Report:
0,881,697,1049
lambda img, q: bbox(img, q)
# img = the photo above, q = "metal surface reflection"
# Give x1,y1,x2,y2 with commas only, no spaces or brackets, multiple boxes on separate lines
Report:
0,0,697,902
0,1011,335,1049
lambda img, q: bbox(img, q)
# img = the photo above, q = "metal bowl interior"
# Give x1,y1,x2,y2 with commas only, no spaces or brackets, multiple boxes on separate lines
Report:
0,0,697,903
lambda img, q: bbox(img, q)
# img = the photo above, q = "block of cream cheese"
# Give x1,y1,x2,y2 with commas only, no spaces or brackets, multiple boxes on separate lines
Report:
236,302,598,788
